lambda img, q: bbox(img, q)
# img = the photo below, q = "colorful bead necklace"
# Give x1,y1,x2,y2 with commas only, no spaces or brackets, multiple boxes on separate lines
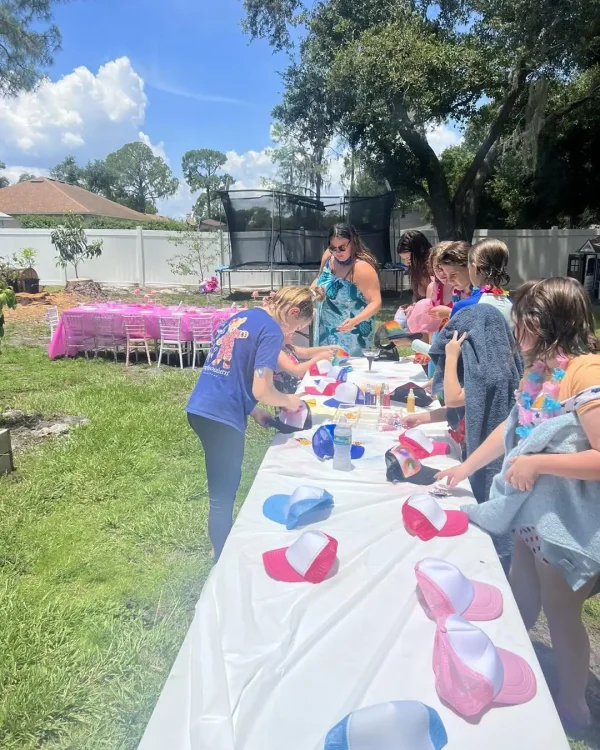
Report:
479,285,509,296
515,356,569,440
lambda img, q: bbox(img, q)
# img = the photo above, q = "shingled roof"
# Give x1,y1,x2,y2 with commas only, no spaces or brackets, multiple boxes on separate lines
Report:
0,177,160,221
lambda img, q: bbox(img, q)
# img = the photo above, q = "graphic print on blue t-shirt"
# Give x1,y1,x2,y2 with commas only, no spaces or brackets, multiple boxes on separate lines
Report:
204,316,250,375
187,308,283,433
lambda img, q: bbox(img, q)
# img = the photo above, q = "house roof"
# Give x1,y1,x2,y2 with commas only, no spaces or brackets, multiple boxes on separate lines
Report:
578,237,600,253
200,218,226,229
0,177,160,221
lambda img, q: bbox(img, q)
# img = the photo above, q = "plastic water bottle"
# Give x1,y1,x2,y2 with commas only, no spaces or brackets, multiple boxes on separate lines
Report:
333,416,353,471
411,339,431,356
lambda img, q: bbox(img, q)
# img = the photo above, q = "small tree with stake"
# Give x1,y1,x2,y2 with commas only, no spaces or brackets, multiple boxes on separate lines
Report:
51,213,103,279
167,229,221,289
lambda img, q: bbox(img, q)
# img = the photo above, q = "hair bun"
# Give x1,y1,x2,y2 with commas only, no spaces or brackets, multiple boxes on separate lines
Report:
310,286,325,303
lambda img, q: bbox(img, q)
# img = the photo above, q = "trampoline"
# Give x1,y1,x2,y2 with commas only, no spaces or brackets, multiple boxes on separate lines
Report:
218,189,403,293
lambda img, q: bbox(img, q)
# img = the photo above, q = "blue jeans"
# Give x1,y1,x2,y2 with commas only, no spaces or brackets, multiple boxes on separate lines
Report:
187,413,245,561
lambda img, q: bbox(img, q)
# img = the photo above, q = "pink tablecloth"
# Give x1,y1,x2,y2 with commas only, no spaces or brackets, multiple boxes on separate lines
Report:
48,303,237,359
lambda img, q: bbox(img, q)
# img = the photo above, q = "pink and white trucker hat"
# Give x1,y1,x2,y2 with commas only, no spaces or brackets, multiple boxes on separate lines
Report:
309,359,334,377
415,558,503,621
263,530,338,584
433,614,537,717
402,494,469,541
308,361,351,380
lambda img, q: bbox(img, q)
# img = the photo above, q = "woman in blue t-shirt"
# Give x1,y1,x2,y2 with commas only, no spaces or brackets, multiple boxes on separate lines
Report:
187,286,325,560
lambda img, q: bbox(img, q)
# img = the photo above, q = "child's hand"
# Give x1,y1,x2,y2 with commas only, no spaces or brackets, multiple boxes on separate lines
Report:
251,407,273,427
435,464,469,488
445,331,467,358
505,455,540,492
285,394,303,412
402,413,429,429
430,305,452,320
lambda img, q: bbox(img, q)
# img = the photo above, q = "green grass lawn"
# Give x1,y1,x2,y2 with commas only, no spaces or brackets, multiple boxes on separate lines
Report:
0,291,599,748
0,342,273,749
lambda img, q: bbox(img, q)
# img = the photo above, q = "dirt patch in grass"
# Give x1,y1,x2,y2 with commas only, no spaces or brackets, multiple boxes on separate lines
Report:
0,408,89,451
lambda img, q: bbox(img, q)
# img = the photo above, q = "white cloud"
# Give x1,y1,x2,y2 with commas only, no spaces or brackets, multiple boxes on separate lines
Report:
138,131,168,163
0,165,48,183
0,57,147,163
146,79,249,106
156,180,194,220
426,123,462,155
222,146,348,196
224,148,277,190
157,148,281,219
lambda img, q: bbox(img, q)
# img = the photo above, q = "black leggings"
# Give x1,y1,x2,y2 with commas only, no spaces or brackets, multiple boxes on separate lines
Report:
187,413,245,560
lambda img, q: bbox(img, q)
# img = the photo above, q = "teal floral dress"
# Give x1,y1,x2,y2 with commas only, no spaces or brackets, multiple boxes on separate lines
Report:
313,261,374,356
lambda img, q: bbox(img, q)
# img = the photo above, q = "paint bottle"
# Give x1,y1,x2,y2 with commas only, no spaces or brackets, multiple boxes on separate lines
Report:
382,384,391,408
406,388,416,414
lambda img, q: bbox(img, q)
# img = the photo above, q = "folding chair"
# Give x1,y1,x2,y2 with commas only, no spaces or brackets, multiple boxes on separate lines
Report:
124,315,152,366
94,315,121,362
158,317,185,369
189,313,215,369
63,314,95,358
45,306,59,339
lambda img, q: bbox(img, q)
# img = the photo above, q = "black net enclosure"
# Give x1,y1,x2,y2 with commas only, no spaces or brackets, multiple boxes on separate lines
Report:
220,190,395,269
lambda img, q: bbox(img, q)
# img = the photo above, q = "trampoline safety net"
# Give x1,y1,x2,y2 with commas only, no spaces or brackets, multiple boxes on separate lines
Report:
219,190,395,269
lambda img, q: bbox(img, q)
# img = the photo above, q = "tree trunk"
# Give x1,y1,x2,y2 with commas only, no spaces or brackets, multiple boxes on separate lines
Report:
74,263,79,279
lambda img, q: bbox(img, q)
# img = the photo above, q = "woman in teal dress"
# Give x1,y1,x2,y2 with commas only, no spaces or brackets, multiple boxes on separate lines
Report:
312,223,382,356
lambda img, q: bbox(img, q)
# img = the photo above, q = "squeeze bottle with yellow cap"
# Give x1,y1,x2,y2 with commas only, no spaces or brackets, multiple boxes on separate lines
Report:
406,388,416,414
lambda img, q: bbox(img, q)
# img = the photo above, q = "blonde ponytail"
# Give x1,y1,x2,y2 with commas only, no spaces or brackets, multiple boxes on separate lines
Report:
265,285,324,325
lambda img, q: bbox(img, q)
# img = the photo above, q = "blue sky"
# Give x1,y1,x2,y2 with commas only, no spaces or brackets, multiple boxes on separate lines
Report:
0,0,460,216
52,0,285,159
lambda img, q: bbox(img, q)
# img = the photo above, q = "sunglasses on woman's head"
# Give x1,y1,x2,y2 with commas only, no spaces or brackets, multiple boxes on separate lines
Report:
329,242,351,254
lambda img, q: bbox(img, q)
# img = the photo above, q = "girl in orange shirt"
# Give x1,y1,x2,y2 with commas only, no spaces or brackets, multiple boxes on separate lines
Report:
438,277,600,728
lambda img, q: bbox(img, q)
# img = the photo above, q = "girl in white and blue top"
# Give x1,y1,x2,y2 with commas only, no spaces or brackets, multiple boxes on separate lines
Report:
450,238,513,328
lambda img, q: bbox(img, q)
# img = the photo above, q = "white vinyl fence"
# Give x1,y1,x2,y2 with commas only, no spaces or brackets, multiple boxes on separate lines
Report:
0,226,597,291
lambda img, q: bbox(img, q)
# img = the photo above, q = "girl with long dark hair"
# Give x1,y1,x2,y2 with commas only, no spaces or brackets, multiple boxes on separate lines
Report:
398,229,432,302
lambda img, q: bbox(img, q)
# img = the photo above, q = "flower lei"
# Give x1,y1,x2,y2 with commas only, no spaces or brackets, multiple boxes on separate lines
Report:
516,356,569,440
479,285,509,296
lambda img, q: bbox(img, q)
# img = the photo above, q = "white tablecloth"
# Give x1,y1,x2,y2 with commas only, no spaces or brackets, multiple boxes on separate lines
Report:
138,358,569,750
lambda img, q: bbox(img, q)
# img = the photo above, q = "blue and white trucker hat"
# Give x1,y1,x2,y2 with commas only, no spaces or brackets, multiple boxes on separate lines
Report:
324,700,447,750
263,485,334,530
